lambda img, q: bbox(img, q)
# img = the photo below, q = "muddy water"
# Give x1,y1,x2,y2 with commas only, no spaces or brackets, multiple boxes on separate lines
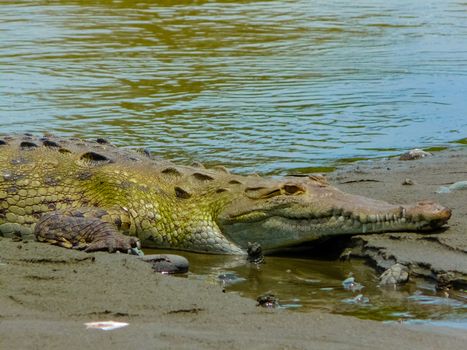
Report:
1,0,466,325
147,250,467,328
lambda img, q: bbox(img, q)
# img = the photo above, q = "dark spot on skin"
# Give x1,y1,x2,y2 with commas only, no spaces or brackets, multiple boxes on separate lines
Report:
59,148,71,154
0,140,7,145
77,171,93,180
174,186,191,199
96,138,109,144
161,167,182,177
62,198,74,205
0,208,7,218
80,152,111,162
47,203,56,210
20,141,38,149
10,158,29,165
43,140,60,148
216,188,229,193
44,177,60,186
6,187,18,194
120,181,132,189
228,179,242,185
192,172,214,181
114,217,122,228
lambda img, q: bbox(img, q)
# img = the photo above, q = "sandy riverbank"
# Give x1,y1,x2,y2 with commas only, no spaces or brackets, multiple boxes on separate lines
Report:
1,146,466,349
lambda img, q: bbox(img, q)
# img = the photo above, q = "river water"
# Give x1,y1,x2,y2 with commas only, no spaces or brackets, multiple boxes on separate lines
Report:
1,0,466,174
1,0,466,325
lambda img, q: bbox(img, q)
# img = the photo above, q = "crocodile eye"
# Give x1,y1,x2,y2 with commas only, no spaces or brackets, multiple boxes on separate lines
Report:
283,184,304,195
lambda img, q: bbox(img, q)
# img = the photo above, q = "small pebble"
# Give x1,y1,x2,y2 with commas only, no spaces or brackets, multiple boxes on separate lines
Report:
217,272,246,286
402,178,414,186
342,275,364,292
379,263,409,285
436,180,467,194
140,254,189,274
256,293,279,308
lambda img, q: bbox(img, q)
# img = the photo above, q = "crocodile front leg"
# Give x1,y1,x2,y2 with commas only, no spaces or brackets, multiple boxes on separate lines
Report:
34,208,141,254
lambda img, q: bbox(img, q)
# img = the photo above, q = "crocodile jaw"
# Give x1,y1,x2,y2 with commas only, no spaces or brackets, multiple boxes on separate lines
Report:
216,184,451,253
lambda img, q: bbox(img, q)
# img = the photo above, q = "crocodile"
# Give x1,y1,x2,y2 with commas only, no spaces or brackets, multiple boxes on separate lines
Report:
0,134,451,255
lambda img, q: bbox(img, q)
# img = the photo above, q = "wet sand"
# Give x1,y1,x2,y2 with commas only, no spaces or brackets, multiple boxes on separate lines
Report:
1,147,466,349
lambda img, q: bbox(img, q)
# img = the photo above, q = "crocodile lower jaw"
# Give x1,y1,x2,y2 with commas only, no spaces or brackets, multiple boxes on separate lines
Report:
270,214,436,234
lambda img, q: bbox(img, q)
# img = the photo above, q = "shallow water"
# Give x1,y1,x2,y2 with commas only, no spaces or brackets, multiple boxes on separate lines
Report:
1,0,466,174
147,250,467,327
1,0,466,325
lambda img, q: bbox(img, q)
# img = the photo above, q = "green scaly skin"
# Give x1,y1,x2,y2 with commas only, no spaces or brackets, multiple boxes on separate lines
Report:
0,134,452,254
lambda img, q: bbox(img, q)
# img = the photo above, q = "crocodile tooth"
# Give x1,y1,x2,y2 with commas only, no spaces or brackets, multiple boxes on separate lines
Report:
362,224,367,233
359,214,368,224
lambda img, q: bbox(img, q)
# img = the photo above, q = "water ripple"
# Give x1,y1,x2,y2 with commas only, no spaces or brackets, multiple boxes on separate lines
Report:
1,0,466,174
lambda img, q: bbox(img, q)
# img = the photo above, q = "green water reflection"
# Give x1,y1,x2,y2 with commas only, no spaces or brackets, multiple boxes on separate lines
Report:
1,0,466,174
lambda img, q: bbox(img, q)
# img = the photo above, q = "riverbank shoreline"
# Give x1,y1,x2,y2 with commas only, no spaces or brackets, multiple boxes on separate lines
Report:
1,146,466,349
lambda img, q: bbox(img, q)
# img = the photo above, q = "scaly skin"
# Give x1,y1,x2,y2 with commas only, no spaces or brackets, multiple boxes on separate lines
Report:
0,134,452,254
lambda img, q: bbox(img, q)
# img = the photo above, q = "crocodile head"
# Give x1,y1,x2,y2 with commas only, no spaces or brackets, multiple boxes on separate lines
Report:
215,176,451,253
